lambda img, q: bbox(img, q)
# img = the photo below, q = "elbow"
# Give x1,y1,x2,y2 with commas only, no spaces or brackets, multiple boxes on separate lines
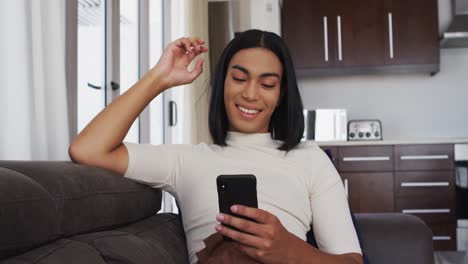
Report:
68,142,83,164
68,140,114,168
68,141,94,165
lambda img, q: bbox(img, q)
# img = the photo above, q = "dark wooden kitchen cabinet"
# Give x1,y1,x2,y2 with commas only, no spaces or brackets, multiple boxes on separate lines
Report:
281,0,440,76
334,0,387,67
394,144,454,171
320,143,457,250
338,145,394,172
338,146,394,213
384,0,439,67
320,145,395,213
394,144,456,250
281,0,332,69
341,172,394,213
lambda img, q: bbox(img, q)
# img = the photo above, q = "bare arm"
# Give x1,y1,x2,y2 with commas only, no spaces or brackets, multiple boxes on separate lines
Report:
69,37,208,175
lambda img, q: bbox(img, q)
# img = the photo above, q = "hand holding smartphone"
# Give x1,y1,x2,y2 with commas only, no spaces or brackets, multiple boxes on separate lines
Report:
216,174,258,240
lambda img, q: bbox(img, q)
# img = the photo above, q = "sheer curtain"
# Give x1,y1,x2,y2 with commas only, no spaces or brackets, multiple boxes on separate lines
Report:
184,0,212,145
0,0,70,160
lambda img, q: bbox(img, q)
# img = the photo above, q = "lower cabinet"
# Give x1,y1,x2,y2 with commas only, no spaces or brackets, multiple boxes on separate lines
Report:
320,143,457,250
341,172,394,213
394,144,456,251
429,223,457,250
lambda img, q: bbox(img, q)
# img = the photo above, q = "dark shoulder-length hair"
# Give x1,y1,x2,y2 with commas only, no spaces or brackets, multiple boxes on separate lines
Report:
208,29,304,152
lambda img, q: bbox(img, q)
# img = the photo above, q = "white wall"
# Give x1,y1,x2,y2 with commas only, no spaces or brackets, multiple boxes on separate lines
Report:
232,0,281,35
298,0,468,140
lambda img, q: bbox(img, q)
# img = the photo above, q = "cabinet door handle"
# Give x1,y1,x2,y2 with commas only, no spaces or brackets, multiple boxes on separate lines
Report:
402,209,450,214
343,156,390,162
400,155,449,160
433,236,451,241
323,16,329,62
388,12,394,59
401,182,449,187
344,179,348,198
87,82,102,90
337,16,342,61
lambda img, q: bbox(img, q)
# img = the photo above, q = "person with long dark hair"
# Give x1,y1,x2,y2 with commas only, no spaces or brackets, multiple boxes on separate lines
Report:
69,30,363,264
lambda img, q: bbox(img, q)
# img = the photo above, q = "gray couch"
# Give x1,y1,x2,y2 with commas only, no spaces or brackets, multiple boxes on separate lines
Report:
0,161,434,264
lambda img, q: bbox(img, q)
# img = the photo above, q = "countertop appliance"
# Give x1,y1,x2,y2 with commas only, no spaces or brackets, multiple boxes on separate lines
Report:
303,109,347,141
348,119,382,141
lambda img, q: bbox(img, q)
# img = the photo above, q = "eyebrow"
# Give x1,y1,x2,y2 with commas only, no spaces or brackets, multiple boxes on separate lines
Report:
231,65,280,79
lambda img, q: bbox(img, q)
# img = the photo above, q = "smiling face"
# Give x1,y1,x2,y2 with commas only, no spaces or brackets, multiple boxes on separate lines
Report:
224,48,283,134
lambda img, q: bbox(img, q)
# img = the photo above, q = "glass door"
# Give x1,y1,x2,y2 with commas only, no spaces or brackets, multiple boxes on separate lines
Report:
77,0,171,213
77,0,105,135
78,0,167,146
120,0,139,143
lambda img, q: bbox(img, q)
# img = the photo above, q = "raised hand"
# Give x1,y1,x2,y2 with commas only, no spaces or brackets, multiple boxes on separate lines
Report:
151,37,208,90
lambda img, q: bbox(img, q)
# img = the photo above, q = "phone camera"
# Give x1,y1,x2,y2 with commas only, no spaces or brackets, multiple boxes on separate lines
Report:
220,184,227,193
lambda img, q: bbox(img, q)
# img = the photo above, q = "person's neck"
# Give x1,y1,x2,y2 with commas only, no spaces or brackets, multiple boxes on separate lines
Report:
225,131,278,148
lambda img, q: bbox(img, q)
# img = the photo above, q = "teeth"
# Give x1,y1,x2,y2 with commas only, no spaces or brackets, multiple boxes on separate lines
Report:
238,105,259,114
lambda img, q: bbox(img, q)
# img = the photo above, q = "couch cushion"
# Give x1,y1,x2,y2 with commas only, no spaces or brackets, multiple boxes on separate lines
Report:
0,168,58,259
72,213,189,264
0,239,107,264
1,213,189,264
0,161,162,260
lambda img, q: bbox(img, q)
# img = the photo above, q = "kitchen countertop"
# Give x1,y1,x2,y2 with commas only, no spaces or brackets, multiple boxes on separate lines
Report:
315,138,468,146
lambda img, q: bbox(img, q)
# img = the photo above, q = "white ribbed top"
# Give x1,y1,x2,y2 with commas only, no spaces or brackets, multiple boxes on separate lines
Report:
124,132,361,263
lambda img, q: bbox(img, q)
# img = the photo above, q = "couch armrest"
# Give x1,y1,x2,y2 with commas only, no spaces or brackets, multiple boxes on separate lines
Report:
355,213,434,264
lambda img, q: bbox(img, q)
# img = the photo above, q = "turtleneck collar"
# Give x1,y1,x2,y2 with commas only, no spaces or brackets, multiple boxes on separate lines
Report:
225,131,280,148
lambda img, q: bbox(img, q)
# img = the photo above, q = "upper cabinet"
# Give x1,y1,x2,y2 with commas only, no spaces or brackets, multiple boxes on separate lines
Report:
281,0,440,77
384,0,439,66
281,0,331,69
335,0,387,68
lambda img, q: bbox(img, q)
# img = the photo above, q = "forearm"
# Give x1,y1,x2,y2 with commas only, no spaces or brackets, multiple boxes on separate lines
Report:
69,69,166,160
292,240,362,264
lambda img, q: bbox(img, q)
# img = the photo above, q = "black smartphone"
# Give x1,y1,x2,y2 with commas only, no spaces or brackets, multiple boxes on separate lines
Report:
216,174,258,240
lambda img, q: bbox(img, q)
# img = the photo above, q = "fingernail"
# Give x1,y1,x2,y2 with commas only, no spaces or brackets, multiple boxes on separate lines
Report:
216,213,224,222
231,205,238,213
215,224,223,232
